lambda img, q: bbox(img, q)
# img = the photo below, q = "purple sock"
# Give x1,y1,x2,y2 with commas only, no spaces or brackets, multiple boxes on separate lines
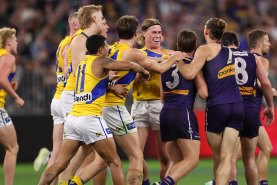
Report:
160,176,175,185
142,179,150,185
213,179,216,185
229,180,238,185
260,180,268,185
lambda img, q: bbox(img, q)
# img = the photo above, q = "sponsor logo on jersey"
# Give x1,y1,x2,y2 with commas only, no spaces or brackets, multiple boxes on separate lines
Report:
218,64,235,79
57,74,66,83
75,93,92,102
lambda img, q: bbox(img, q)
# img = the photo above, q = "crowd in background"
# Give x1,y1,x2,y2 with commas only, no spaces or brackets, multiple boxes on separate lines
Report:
0,0,276,115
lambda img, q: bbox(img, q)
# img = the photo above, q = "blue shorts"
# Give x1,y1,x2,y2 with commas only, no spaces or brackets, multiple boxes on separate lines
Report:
160,108,200,142
206,102,244,133
240,104,259,138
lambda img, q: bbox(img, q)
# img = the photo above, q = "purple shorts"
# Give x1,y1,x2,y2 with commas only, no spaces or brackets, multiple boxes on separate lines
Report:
240,104,259,138
160,108,200,142
205,102,244,133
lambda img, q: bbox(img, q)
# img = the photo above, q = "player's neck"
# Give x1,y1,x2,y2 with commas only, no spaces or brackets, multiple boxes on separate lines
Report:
251,48,262,56
206,37,219,44
118,39,134,47
145,45,163,52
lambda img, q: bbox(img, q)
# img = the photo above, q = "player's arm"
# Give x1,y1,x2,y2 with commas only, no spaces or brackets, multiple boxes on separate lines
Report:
0,55,24,107
70,36,87,74
62,44,70,79
124,49,186,74
160,76,165,104
177,46,207,80
194,70,208,99
256,57,274,125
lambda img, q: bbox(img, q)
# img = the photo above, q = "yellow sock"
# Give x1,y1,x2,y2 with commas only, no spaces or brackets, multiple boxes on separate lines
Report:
70,176,84,185
57,180,68,185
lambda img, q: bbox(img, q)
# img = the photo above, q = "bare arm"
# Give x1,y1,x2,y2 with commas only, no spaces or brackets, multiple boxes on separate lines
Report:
177,46,208,80
0,55,24,107
62,44,69,79
124,49,186,73
256,58,274,125
194,70,208,99
70,36,87,74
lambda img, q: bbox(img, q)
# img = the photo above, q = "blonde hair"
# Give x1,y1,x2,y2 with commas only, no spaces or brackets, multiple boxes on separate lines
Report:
137,18,161,45
77,5,102,29
0,27,16,49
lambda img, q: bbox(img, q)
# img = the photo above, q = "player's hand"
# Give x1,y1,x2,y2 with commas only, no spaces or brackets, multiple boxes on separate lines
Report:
140,69,151,81
109,71,121,80
172,51,189,62
15,97,24,108
262,106,274,126
11,81,18,90
108,84,129,99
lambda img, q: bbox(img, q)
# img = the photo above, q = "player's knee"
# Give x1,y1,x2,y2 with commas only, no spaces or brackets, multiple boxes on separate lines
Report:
107,156,122,168
99,160,108,169
128,149,144,164
6,143,19,155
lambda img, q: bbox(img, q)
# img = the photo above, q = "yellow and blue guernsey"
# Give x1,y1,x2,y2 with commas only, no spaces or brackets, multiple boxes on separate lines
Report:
64,29,88,92
70,55,109,116
0,49,15,108
53,36,72,99
133,47,168,101
104,43,136,106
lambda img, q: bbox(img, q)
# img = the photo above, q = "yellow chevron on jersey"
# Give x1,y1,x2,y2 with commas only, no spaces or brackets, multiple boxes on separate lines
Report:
64,29,85,91
133,47,168,101
104,43,136,106
70,55,109,116
53,36,72,99
0,49,15,108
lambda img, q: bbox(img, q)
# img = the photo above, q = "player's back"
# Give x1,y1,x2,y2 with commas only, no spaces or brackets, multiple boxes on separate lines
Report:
161,57,197,109
203,45,242,107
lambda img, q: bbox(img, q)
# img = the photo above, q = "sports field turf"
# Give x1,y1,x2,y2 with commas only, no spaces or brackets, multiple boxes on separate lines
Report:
1,159,277,185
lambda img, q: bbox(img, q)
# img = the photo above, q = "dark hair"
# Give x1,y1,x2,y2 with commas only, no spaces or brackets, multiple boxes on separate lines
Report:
205,18,227,40
248,29,267,49
116,15,138,39
221,31,239,47
177,29,197,53
86,34,106,55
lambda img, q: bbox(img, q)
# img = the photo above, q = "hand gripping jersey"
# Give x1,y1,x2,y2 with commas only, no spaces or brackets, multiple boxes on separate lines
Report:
70,55,109,116
0,49,15,108
133,48,168,101
161,57,197,109
64,29,88,91
232,48,257,103
53,36,72,99
104,43,136,106
203,46,242,107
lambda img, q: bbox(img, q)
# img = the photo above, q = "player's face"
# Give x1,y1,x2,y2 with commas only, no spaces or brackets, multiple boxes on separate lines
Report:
9,34,18,54
71,16,80,30
92,11,107,34
143,25,162,49
101,42,109,57
261,34,271,55
101,20,109,38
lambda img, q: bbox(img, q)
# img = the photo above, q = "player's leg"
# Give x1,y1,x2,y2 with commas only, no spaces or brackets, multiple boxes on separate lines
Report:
257,126,272,183
229,138,240,185
115,132,144,185
94,138,126,185
38,139,81,185
241,136,259,185
0,122,19,185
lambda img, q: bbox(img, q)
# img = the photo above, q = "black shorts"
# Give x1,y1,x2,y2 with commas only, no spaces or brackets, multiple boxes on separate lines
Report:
240,104,259,138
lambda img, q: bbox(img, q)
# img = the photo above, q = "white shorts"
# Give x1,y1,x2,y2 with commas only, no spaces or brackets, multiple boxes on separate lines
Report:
0,108,12,127
102,105,137,136
51,98,64,125
64,114,113,145
61,90,75,118
131,100,162,130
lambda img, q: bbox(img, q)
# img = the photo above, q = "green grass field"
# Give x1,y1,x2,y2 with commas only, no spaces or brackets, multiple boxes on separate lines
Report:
1,158,277,185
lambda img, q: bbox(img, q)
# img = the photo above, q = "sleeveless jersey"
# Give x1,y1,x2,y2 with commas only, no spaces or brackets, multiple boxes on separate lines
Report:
232,48,257,103
70,55,109,116
64,29,88,91
252,52,263,111
0,49,15,108
133,48,168,101
104,43,136,106
161,57,197,109
53,36,72,99
203,46,242,107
